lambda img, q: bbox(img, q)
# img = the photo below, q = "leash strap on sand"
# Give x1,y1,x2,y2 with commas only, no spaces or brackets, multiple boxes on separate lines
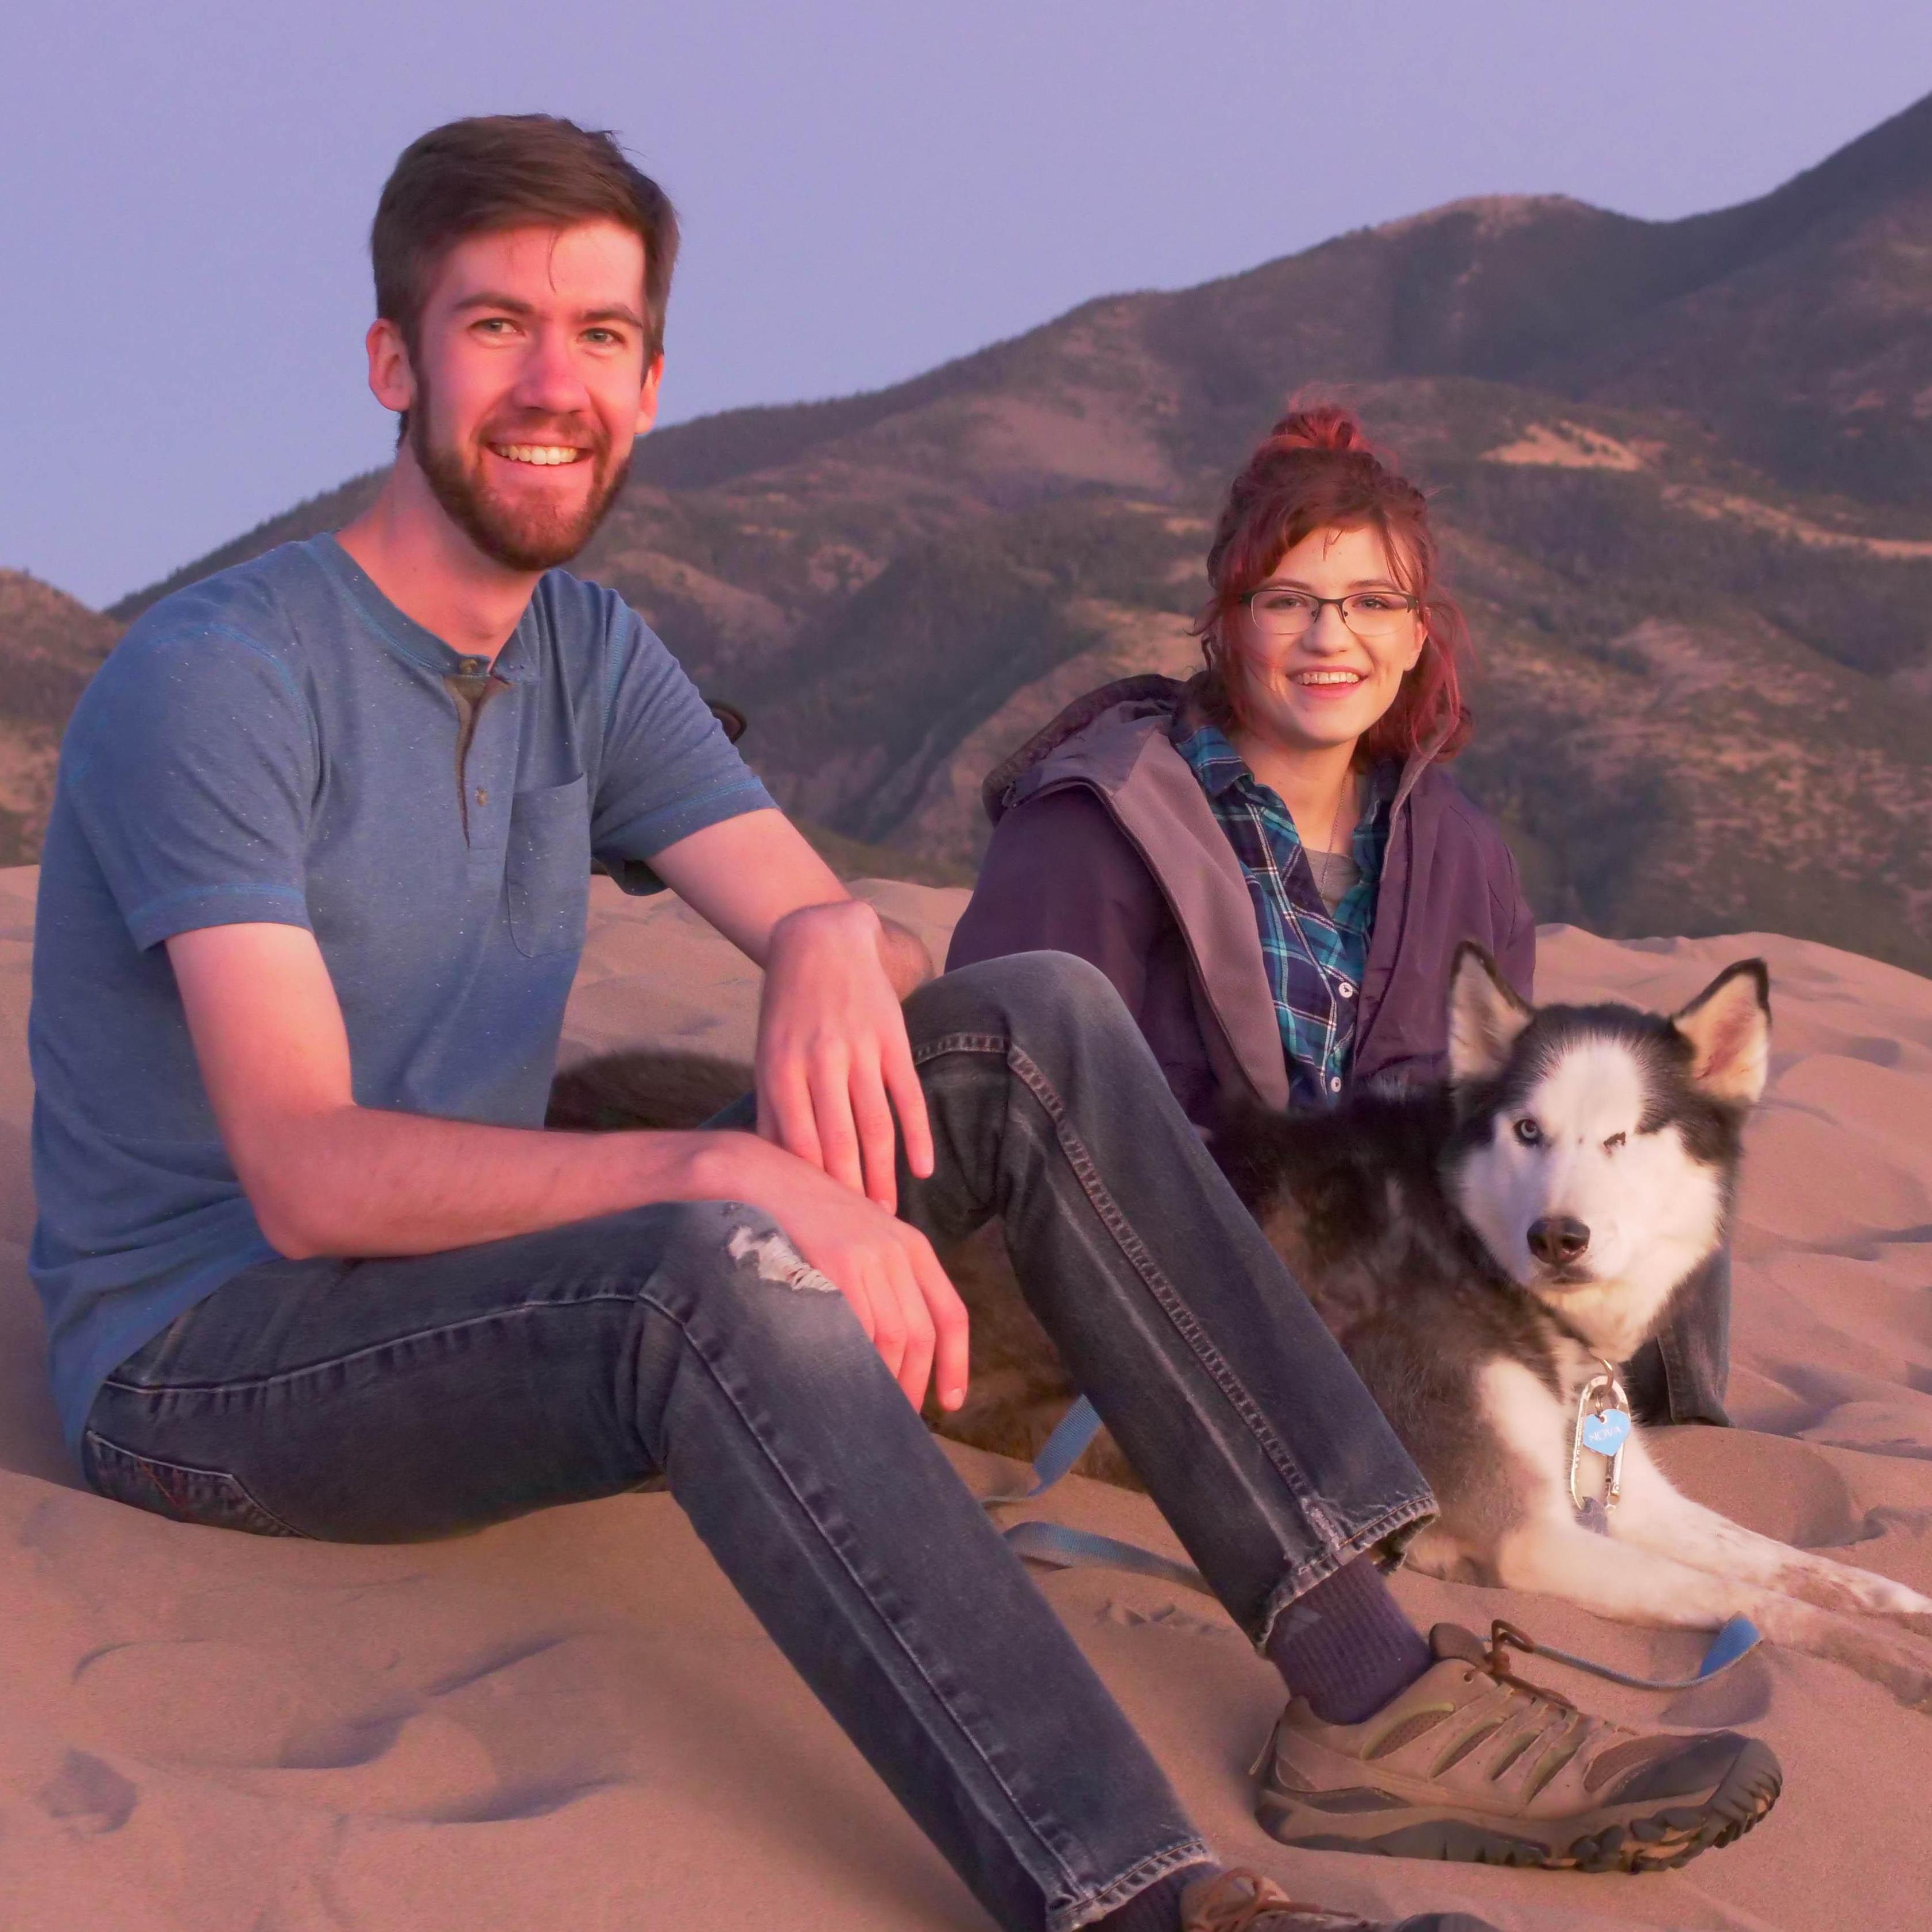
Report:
985,1402,1764,1684
981,1396,1214,1596
1486,1614,1763,1691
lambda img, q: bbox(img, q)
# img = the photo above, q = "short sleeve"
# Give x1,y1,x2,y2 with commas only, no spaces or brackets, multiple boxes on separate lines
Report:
61,629,316,951
590,607,773,877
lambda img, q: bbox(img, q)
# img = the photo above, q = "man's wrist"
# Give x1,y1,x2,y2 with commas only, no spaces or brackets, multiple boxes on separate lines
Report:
671,1125,779,1205
769,895,873,957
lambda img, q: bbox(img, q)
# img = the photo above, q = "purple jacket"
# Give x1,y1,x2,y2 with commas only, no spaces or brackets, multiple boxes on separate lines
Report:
947,675,1535,1126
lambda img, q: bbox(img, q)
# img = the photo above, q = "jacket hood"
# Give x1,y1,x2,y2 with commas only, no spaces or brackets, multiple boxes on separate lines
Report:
980,675,1187,826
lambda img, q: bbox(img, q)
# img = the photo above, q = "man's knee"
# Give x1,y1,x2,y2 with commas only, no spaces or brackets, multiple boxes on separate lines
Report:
649,1200,847,1328
911,948,1133,1042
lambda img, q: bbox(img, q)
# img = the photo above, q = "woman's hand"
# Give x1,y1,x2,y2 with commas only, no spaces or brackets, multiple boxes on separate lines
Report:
756,899,935,1213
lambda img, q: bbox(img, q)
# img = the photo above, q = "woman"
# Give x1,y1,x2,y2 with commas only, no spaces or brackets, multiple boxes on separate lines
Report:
948,405,1727,1426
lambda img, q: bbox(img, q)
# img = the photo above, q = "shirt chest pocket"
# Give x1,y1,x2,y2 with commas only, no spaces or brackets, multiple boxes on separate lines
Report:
505,774,591,957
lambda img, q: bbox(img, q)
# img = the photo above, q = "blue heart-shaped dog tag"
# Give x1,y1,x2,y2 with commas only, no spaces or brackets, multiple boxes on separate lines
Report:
1581,1407,1631,1457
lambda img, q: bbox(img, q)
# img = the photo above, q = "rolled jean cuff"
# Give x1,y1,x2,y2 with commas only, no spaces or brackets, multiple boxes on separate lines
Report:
1256,1490,1438,1651
1054,1837,1216,1932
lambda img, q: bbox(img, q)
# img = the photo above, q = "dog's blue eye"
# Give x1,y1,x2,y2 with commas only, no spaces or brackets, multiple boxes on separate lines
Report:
1604,1132,1627,1153
1513,1118,1542,1145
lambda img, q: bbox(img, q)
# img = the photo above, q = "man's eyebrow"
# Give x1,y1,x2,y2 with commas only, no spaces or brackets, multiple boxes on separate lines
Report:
450,292,536,317
448,293,646,328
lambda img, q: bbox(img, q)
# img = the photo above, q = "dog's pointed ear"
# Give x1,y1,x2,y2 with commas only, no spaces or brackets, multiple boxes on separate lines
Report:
1447,942,1532,1083
1670,959,1771,1105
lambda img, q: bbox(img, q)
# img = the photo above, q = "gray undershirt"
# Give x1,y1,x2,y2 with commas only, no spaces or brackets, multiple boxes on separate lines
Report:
1307,847,1361,913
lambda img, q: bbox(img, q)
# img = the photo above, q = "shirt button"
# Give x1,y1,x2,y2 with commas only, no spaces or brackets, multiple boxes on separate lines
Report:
1336,978,1355,997
1329,1076,1343,1093
475,788,488,807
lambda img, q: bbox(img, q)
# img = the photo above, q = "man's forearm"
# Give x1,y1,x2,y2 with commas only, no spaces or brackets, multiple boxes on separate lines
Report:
246,1106,756,1260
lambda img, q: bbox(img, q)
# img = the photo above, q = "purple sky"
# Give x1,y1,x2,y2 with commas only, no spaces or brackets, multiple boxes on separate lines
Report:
9,1,1932,607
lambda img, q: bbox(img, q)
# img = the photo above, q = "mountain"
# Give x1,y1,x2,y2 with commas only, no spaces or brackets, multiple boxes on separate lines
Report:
16,92,1932,966
0,572,121,866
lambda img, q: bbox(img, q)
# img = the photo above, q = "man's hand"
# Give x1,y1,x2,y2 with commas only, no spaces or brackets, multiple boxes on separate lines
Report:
648,812,937,1213
756,899,934,1212
710,1133,967,1412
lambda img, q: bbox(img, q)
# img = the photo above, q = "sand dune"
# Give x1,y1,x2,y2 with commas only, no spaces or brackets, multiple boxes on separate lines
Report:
1,869,1928,1930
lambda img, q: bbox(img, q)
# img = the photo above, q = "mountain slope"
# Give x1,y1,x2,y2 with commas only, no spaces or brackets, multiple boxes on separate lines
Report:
0,572,121,865
28,92,1931,973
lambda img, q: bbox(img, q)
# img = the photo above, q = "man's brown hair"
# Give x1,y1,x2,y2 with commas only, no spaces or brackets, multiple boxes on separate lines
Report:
371,114,680,363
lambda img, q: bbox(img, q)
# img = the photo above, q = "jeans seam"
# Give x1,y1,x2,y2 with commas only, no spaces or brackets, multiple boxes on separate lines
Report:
915,1029,1344,1544
1656,1321,1691,1424
98,1287,657,1397
637,1280,1104,1910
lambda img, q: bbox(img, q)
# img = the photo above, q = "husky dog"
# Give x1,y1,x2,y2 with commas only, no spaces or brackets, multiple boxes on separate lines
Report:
549,950,1932,1708
1213,945,1932,1709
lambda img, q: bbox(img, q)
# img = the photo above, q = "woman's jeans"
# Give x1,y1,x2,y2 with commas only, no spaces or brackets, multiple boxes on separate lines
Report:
1628,1250,1732,1427
80,953,1435,1932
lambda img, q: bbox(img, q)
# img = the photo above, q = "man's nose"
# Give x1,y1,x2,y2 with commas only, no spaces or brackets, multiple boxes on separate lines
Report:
510,327,591,413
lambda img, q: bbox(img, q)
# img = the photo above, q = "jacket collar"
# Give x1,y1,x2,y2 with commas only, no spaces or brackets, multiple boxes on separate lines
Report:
984,671,1449,827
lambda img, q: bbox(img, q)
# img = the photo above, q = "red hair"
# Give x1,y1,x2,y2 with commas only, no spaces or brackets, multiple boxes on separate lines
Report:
1195,404,1472,763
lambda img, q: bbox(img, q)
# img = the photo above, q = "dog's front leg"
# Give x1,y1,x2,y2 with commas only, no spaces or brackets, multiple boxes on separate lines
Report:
1609,1437,1932,1638
1495,1509,1932,1713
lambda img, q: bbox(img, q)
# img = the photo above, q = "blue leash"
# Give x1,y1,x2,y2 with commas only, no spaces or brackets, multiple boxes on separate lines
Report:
982,1395,1762,1689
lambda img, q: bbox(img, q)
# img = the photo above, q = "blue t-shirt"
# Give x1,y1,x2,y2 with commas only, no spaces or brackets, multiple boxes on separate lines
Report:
29,535,772,1453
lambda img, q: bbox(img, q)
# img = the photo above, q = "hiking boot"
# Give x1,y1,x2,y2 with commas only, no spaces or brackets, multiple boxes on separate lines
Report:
1179,1866,1498,1932
1255,1623,1782,1873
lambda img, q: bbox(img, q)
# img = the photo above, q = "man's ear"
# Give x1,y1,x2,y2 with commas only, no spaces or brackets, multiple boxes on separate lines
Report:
636,354,664,438
1670,960,1771,1106
1447,942,1532,1083
366,317,416,417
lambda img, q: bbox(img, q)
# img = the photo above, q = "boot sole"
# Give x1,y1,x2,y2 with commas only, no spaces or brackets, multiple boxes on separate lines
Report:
1258,1737,1782,1875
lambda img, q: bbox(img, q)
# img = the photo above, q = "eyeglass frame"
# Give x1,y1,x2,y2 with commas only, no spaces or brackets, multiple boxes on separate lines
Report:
1237,587,1423,637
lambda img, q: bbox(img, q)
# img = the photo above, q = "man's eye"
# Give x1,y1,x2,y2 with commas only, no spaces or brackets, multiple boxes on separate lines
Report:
1513,1117,1542,1145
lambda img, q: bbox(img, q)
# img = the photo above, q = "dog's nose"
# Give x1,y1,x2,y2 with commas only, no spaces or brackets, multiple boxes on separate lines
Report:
1528,1216,1591,1266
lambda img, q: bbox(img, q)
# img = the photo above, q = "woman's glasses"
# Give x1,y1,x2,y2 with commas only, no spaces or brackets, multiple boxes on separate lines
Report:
1240,588,1421,641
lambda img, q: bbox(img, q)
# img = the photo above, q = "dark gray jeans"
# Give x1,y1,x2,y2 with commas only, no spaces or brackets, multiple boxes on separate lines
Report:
82,952,1435,1932
1627,1250,1731,1427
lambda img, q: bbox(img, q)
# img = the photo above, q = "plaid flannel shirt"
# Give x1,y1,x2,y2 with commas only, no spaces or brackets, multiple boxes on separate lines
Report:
1172,721,1392,1108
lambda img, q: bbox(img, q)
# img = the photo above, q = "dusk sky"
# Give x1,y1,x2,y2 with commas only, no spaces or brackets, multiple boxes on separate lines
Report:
10,2,1932,607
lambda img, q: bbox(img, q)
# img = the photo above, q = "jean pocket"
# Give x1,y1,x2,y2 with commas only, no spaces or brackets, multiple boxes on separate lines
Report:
83,1428,309,1538
505,774,591,958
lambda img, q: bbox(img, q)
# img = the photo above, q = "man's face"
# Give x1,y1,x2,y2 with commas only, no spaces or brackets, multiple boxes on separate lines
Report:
378,220,662,572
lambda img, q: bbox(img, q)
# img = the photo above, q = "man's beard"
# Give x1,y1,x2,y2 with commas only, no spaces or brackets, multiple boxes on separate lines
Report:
408,375,630,572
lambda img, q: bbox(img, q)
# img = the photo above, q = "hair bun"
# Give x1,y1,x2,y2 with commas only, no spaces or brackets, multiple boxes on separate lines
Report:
1265,404,1372,457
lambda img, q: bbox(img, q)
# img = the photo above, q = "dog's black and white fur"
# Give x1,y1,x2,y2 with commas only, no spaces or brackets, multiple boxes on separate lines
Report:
1215,944,1932,1709
551,947,1932,1708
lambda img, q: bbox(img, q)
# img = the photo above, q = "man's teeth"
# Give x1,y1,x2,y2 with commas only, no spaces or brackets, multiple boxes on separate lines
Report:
493,444,584,466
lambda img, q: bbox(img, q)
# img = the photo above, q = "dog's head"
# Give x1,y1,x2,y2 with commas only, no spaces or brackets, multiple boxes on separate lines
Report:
1443,944,1770,1360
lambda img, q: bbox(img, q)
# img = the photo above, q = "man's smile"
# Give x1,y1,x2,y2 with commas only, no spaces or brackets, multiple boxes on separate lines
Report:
489,442,588,466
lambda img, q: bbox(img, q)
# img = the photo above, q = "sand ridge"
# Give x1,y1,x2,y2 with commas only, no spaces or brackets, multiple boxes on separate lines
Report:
0,869,1927,1930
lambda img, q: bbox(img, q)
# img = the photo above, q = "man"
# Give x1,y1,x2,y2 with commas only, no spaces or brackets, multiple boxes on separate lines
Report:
32,116,1775,1932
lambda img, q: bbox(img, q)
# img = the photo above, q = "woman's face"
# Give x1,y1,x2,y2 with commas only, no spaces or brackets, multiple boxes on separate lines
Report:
1224,524,1427,756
